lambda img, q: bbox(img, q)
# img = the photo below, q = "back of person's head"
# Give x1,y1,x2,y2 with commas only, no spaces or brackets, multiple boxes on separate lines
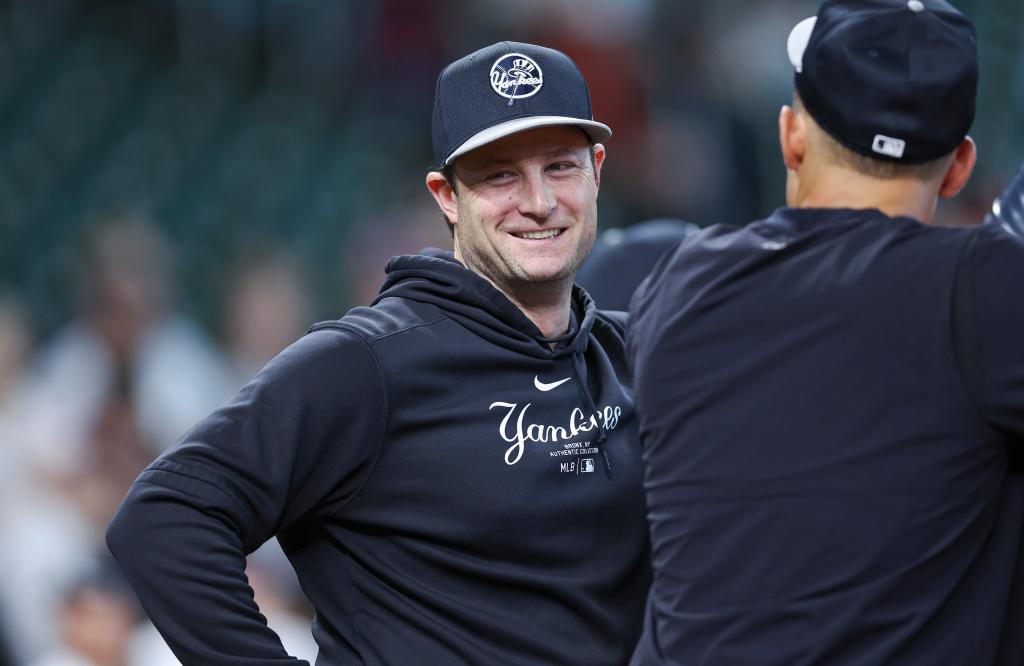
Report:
784,0,977,183
794,95,958,182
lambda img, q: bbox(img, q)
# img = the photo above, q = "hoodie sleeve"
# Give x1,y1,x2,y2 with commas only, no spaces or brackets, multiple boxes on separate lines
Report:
972,227,1024,441
106,327,385,665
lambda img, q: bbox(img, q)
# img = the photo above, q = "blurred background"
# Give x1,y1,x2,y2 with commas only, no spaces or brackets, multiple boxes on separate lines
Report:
0,0,1020,664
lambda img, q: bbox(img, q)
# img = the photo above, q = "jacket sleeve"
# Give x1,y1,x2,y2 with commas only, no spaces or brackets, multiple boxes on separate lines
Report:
973,227,1024,442
106,327,385,664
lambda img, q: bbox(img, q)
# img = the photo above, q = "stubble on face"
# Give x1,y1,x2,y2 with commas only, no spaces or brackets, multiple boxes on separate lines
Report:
455,194,598,290
450,126,601,304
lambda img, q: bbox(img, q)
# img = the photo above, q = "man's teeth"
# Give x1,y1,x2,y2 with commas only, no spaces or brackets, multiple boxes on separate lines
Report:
515,229,561,240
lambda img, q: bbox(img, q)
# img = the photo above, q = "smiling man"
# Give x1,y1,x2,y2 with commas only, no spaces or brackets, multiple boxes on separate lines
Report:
427,125,603,338
107,42,650,665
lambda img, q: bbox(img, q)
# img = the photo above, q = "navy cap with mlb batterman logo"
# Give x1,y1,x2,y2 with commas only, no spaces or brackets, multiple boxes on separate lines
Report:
787,0,977,164
431,41,612,166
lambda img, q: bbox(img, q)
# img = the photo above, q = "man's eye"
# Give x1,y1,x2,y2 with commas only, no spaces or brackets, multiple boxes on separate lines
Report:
547,162,575,172
487,171,515,182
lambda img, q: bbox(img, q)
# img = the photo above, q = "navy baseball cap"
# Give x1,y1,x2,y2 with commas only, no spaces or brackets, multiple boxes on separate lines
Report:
431,41,611,166
787,0,977,163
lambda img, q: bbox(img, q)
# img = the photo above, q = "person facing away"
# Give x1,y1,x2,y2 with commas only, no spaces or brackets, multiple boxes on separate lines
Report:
628,1,1024,664
106,41,651,665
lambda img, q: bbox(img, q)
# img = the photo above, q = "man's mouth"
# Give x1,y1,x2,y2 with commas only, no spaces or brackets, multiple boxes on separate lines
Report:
512,229,563,240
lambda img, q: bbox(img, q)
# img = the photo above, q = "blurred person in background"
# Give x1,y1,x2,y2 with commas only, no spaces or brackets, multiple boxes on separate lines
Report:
0,293,38,664
575,219,699,311
340,199,454,307
0,291,105,662
223,248,313,385
0,294,33,511
26,212,234,472
107,42,650,665
629,1,1024,664
1,213,235,661
30,561,140,666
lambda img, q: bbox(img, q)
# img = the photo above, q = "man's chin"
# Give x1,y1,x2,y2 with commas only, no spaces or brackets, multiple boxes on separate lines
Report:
511,264,576,285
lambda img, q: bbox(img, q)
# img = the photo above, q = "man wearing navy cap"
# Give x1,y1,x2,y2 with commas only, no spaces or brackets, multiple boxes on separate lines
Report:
107,42,650,665
629,1,1024,664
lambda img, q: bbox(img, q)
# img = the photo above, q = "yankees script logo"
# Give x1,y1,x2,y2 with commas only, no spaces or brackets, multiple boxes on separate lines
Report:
490,53,543,103
489,393,623,465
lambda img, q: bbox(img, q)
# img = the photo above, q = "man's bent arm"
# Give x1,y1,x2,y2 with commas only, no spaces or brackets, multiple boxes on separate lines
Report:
107,328,386,664
107,479,305,664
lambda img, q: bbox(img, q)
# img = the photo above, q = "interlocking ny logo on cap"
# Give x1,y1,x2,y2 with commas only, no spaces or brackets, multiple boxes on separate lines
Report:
490,53,543,105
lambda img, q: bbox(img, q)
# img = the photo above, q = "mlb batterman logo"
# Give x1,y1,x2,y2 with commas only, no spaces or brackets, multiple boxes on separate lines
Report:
490,53,543,103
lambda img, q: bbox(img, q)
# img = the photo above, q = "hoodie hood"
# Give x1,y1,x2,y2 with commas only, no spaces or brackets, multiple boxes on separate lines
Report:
377,249,611,472
377,250,596,360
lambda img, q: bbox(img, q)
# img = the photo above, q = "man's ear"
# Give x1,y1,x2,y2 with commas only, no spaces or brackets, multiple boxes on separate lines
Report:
592,143,606,189
779,105,807,172
426,171,458,225
938,137,977,199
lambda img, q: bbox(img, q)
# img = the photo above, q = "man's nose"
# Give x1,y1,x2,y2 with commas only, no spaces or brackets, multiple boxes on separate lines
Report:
518,172,556,219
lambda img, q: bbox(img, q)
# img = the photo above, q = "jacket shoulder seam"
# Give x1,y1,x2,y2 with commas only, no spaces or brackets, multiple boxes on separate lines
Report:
314,327,392,518
369,314,451,342
309,314,450,344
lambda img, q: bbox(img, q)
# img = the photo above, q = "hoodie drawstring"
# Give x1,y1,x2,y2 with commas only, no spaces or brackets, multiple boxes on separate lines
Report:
569,352,612,477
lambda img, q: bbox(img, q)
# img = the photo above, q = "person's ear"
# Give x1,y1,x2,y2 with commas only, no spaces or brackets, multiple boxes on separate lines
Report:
938,137,976,199
591,143,606,189
779,105,807,172
426,171,459,225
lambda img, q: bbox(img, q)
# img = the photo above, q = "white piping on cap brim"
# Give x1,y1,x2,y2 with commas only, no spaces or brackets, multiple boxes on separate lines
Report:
445,116,612,165
787,16,817,73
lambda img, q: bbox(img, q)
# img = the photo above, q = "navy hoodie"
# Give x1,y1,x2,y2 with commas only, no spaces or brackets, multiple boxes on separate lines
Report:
107,251,651,665
628,209,1024,665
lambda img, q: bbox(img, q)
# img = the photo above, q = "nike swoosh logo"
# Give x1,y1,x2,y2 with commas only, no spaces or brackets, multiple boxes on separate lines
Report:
534,376,572,392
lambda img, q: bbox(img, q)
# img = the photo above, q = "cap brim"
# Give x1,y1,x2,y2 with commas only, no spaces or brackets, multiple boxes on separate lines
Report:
445,116,612,165
787,16,817,73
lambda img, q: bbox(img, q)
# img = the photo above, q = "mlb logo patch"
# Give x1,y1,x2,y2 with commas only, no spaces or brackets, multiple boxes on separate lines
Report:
872,134,906,159
580,458,595,473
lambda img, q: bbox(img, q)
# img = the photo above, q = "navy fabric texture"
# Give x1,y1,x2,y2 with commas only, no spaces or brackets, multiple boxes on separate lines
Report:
576,220,699,312
628,208,1024,665
797,0,977,163
431,41,602,165
107,251,651,665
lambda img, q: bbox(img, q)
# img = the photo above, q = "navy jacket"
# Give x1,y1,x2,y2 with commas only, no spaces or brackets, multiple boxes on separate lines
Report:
628,208,1024,665
107,251,651,665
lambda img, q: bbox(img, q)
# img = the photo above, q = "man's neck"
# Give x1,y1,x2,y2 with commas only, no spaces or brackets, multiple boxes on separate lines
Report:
503,281,574,341
453,247,575,340
793,165,939,224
